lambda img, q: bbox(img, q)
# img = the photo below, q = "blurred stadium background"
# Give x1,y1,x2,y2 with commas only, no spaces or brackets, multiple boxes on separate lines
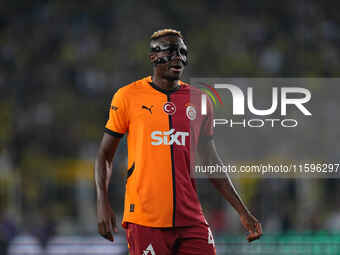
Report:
1,0,340,254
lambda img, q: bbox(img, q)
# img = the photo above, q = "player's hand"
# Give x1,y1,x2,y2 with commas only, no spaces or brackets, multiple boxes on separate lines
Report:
240,212,262,242
97,199,118,242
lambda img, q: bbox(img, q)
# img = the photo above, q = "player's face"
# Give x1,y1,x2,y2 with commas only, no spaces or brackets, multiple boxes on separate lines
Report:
150,35,188,81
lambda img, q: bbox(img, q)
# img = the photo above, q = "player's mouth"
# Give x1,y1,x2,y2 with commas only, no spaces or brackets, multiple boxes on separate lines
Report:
169,64,183,72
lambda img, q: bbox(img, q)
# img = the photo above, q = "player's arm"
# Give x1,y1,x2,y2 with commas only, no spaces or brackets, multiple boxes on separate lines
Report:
198,138,262,242
95,87,128,242
94,133,121,242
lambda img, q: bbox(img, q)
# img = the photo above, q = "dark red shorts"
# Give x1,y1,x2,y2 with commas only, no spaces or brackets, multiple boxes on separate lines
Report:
126,222,216,255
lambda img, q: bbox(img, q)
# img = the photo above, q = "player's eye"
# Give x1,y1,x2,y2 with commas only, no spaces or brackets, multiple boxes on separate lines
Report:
180,48,188,56
151,46,161,52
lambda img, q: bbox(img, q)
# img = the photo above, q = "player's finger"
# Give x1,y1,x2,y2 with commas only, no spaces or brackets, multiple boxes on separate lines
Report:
100,221,113,242
248,221,257,233
253,223,263,240
105,220,112,234
104,232,113,242
248,232,261,242
255,222,263,236
107,218,115,242
98,222,106,236
247,224,262,242
111,217,118,233
246,230,255,242
247,232,259,242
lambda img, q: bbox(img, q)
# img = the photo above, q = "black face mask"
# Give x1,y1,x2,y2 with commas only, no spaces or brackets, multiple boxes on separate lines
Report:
150,41,188,66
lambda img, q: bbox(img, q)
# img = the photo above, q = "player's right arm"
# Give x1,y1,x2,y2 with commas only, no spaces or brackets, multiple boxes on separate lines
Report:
94,133,120,242
94,88,129,242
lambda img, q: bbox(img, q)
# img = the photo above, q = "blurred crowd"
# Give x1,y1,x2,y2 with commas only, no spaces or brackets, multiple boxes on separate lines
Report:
1,0,340,254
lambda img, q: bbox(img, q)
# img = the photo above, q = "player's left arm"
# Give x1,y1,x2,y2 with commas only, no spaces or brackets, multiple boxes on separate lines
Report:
198,138,262,242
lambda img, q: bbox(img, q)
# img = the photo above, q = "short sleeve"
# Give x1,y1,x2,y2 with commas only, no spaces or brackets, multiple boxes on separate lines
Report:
201,95,214,139
104,89,129,137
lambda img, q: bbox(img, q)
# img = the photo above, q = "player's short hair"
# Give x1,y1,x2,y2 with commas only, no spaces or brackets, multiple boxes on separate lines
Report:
150,28,183,41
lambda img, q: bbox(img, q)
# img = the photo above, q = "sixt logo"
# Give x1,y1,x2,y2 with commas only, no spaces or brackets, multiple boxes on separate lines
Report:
151,129,189,146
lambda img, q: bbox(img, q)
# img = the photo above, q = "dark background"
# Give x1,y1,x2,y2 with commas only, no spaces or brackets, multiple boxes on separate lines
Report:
1,1,340,254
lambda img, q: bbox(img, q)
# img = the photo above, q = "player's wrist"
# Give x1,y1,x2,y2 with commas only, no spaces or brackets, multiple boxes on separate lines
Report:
96,192,110,203
239,208,252,218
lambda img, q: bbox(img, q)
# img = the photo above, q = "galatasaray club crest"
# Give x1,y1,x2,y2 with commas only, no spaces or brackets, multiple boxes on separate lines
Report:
186,105,197,120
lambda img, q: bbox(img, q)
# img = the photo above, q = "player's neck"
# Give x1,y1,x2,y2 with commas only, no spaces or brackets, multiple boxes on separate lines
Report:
152,75,180,91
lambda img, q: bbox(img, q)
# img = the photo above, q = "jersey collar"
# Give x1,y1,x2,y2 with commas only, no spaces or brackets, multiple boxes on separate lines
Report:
145,76,185,95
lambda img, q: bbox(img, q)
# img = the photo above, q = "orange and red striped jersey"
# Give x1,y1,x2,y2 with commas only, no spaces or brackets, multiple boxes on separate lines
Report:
105,76,213,228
